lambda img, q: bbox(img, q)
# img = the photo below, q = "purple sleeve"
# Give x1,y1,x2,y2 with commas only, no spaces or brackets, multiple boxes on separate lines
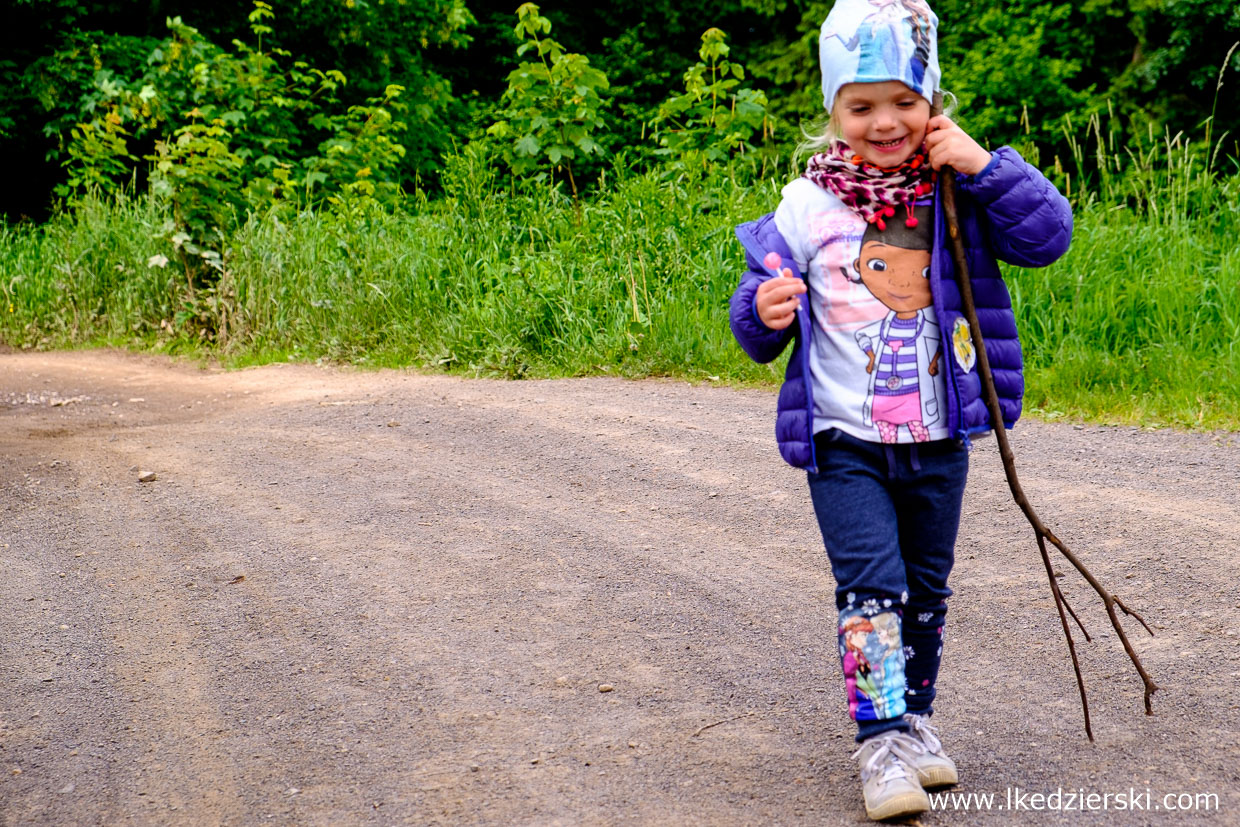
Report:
729,244,795,364
956,147,1073,268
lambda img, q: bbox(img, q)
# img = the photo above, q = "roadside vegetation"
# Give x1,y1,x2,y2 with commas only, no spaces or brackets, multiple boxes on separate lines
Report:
1,3,1238,430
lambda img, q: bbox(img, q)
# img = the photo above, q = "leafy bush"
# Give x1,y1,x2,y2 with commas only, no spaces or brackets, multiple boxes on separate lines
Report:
649,28,769,173
50,4,409,268
486,3,609,199
3,0,473,219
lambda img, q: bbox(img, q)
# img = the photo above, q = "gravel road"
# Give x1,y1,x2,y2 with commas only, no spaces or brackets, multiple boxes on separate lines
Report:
2,349,1237,826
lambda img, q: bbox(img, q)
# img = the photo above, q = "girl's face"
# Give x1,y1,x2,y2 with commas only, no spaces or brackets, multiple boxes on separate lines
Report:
834,81,930,168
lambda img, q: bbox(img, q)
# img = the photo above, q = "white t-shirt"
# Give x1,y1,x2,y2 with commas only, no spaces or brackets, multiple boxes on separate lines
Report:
774,177,949,444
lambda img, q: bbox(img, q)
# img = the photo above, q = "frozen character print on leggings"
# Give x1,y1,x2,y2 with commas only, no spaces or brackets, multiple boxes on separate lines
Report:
840,604,906,721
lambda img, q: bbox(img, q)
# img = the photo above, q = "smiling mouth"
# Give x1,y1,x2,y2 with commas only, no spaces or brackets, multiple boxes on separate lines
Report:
870,137,906,150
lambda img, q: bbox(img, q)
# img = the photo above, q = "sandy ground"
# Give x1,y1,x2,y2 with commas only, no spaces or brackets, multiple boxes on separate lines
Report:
1,349,1238,826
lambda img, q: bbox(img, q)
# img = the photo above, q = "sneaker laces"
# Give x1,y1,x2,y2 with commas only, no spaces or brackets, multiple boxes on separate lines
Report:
905,714,944,755
851,734,922,785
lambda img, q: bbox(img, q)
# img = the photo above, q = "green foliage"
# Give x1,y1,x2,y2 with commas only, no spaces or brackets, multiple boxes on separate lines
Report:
650,28,769,173
261,0,473,177
486,3,609,198
1117,0,1240,134
2,0,471,218
1010,198,1240,427
307,85,410,216
8,0,1239,218
148,116,245,256
745,0,1240,168
0,191,185,346
52,6,409,255
588,27,676,164
23,30,158,151
60,106,138,193
14,2,415,342
936,0,1096,143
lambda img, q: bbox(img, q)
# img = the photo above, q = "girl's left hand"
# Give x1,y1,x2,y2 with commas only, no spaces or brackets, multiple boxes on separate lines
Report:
924,115,992,176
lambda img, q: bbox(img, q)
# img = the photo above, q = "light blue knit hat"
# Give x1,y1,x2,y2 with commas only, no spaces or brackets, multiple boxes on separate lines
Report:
819,0,941,112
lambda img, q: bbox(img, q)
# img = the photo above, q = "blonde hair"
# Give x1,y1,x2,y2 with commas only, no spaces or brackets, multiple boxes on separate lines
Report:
794,111,843,168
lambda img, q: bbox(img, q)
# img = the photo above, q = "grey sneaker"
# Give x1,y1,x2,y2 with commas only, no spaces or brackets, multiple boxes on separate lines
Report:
851,731,930,821
901,713,959,788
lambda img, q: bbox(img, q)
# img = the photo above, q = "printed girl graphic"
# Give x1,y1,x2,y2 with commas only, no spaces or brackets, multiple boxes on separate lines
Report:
822,0,935,92
849,204,943,443
808,209,886,332
841,611,905,721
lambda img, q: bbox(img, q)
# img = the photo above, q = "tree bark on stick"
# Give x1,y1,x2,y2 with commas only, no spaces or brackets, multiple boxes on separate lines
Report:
933,95,1158,741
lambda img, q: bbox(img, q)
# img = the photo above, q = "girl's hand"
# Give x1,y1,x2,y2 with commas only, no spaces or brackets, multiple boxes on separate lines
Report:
755,274,806,330
924,115,992,176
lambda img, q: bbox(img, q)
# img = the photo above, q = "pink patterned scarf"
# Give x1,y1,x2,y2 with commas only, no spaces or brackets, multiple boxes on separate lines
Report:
804,141,936,230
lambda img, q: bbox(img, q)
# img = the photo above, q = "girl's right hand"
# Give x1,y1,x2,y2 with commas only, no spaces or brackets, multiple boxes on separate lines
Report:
925,114,992,176
755,274,807,330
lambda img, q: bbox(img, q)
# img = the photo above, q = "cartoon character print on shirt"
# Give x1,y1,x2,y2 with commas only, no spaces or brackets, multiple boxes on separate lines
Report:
822,0,934,92
839,607,906,721
806,209,886,332
846,204,943,443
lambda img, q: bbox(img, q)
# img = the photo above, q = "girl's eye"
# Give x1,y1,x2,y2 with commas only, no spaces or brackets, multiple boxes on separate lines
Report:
921,266,930,279
866,259,887,272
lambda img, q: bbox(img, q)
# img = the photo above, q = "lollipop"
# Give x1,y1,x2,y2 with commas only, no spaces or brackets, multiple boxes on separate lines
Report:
763,251,794,279
762,251,800,314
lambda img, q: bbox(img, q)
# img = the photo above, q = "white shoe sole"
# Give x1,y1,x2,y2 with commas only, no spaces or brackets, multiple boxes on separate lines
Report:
865,789,930,821
918,764,959,788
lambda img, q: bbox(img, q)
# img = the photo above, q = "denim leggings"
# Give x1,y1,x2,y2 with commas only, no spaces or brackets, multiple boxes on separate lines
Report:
807,428,969,741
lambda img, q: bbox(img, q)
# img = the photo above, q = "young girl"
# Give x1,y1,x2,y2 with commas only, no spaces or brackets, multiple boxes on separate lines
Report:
729,0,1072,820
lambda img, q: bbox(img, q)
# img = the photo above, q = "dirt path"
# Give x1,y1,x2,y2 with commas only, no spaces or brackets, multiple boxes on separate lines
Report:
1,349,1237,826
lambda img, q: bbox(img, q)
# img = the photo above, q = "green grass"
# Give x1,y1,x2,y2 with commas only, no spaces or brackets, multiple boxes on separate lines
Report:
1011,200,1240,429
2,137,1238,430
1008,121,1240,429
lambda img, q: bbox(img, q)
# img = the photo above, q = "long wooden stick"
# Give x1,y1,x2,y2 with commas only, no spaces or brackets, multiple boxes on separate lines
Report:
933,96,1158,741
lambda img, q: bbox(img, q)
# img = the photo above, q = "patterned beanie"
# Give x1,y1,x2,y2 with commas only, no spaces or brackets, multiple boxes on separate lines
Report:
819,0,941,112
